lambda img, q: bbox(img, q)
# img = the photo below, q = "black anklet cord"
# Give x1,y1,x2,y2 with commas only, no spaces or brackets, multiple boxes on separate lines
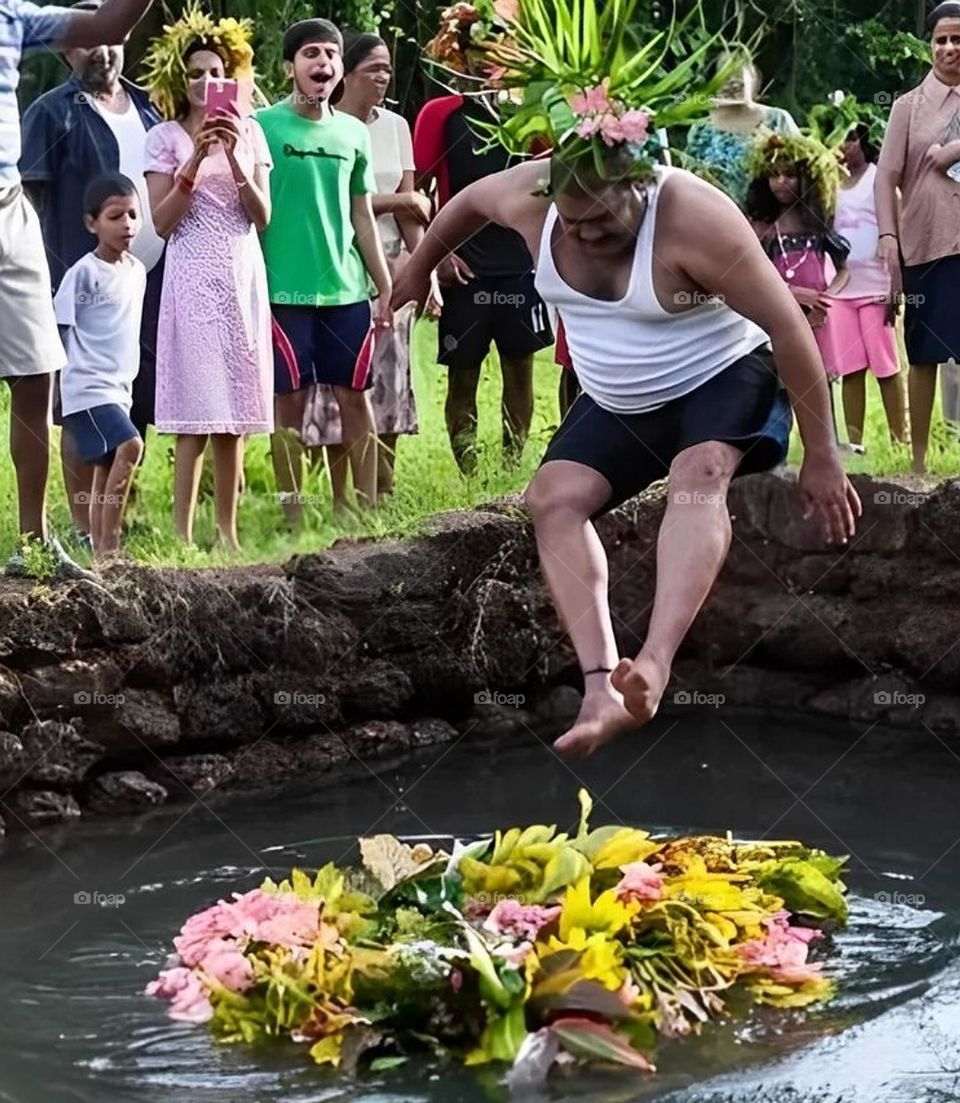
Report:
583,667,613,677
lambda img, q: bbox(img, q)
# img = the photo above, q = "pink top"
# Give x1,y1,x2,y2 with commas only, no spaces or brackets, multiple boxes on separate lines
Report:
877,71,960,266
833,163,889,299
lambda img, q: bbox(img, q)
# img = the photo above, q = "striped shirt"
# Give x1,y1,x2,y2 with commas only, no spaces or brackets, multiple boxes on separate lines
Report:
0,0,74,186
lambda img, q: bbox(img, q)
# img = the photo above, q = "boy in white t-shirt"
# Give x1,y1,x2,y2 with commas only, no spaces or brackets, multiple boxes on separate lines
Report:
55,173,146,558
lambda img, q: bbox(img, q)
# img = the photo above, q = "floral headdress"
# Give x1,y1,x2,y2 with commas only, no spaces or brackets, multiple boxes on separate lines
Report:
745,131,843,215
805,90,887,153
141,0,255,120
423,0,521,83
451,0,739,186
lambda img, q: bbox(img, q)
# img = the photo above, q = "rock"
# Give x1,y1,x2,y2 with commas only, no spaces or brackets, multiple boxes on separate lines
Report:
344,720,411,755
807,674,927,723
18,720,104,786
0,731,27,790
2,789,81,826
461,703,534,740
87,771,168,813
112,689,181,748
340,660,415,719
259,672,342,731
533,685,583,726
175,678,266,743
150,753,233,796
409,717,459,747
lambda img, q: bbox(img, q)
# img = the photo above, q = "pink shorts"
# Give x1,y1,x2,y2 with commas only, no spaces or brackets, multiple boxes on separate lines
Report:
815,296,900,379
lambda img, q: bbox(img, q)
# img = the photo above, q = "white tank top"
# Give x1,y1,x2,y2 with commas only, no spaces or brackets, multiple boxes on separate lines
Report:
534,166,769,414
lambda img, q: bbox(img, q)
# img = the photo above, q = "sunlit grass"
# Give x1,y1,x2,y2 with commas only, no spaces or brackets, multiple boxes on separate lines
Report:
2,322,958,569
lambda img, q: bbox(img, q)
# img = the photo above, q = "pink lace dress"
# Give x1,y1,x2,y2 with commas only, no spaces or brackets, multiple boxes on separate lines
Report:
145,119,274,435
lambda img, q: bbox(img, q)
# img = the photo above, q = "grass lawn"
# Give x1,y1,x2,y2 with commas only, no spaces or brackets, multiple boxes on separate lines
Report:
1,320,958,570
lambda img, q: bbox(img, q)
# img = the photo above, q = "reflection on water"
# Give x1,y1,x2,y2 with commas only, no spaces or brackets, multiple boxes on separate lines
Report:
1,710,958,1103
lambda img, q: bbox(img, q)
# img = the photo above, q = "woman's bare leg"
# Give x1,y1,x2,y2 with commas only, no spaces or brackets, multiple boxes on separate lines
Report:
173,433,207,544
211,434,243,551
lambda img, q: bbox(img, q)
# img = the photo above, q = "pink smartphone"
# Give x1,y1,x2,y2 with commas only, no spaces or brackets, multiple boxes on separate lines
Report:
203,78,252,117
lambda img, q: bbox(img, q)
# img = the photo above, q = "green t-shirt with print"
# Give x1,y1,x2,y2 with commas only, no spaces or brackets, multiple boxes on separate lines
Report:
256,101,376,306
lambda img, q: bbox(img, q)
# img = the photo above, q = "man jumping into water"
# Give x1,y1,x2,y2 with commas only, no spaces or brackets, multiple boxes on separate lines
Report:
397,16,861,757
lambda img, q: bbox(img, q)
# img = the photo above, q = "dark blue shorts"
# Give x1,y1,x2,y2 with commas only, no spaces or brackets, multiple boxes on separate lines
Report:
541,345,792,516
272,300,373,396
62,403,140,466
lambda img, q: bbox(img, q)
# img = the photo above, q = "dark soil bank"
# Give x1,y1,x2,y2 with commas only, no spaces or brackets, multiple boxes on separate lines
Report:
1,470,958,836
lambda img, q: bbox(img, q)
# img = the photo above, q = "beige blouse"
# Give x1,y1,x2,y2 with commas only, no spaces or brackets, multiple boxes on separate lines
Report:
878,71,960,266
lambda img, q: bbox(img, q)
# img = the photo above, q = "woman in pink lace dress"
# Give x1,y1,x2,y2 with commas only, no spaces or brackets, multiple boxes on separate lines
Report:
145,41,273,550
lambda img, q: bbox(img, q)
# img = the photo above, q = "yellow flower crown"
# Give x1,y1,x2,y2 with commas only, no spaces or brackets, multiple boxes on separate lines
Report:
140,0,255,120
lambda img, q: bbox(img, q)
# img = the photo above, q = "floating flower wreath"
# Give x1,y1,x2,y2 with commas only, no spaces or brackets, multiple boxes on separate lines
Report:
140,0,255,121
146,790,848,1082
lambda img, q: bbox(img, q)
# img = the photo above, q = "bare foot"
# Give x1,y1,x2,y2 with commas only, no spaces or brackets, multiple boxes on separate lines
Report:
553,681,639,758
610,654,670,725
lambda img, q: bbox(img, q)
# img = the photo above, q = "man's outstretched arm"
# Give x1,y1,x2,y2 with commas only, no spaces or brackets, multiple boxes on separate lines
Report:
392,160,545,309
58,0,153,49
671,177,861,544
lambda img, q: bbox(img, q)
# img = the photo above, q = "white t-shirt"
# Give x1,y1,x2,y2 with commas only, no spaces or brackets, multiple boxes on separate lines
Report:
367,106,415,254
92,95,165,272
54,251,147,416
833,163,890,300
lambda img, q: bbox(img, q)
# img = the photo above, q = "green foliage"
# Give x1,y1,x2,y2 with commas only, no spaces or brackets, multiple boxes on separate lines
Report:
755,856,849,923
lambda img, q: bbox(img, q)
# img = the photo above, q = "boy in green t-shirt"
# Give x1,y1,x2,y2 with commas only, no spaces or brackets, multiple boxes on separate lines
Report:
258,18,391,517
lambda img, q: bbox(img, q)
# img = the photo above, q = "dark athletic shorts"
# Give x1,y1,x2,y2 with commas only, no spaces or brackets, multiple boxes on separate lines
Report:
62,403,140,466
541,345,792,515
437,272,553,370
272,300,373,396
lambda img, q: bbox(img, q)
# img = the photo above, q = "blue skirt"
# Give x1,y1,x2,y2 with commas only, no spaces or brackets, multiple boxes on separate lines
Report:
902,254,960,364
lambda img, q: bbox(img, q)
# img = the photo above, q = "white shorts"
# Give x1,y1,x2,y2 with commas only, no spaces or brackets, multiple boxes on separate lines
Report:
0,185,66,379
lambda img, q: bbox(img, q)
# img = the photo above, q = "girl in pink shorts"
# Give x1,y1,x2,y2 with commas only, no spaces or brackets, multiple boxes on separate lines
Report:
824,125,905,451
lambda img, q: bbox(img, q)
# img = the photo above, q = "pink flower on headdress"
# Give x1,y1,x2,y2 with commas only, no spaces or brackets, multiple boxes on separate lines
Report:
599,113,626,146
619,110,650,144
570,79,613,117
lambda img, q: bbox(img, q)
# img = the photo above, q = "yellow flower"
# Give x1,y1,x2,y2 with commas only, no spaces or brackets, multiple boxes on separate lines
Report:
559,876,637,942
537,928,627,990
591,828,661,870
308,1034,343,1066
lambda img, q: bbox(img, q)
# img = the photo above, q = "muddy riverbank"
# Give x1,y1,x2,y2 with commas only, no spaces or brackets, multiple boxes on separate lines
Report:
1,469,957,834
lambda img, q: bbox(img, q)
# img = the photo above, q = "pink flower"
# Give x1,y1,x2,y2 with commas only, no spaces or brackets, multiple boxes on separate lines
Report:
492,939,535,968
737,912,824,984
145,966,214,1024
569,80,612,117
199,939,255,993
619,110,650,144
574,116,602,139
618,976,643,1008
599,113,626,147
616,861,665,903
174,900,243,967
173,890,322,967
257,903,321,949
483,899,561,941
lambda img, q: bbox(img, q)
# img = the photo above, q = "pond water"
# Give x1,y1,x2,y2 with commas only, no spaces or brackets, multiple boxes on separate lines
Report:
1,709,959,1103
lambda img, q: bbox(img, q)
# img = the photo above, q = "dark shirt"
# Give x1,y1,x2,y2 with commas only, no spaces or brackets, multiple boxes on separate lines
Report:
444,99,534,279
19,74,160,289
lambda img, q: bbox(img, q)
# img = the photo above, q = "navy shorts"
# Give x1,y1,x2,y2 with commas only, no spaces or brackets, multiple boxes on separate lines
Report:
437,271,554,370
62,403,140,466
541,345,792,516
272,300,373,396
